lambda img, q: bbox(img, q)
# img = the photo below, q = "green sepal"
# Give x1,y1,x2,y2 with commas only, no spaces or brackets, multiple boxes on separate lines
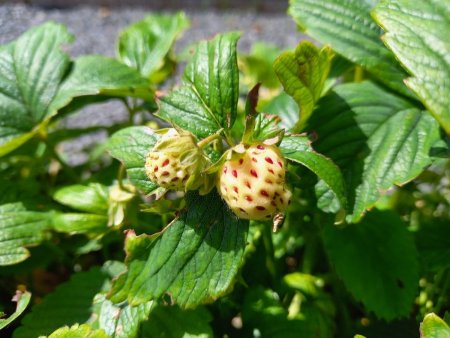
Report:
242,83,262,144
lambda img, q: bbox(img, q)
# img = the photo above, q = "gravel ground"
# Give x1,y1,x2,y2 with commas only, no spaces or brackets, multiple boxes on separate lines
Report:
0,4,301,57
10,0,288,13
0,4,304,164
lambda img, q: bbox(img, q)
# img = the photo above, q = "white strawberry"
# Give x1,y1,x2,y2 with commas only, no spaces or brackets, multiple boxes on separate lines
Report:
145,128,211,192
217,143,291,220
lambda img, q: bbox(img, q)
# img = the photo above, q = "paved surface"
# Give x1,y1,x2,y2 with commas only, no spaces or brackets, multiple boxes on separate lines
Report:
0,4,303,164
0,4,300,55
9,0,288,12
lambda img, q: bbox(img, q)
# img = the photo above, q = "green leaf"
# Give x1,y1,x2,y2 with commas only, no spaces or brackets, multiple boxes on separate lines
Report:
274,41,333,131
0,22,73,156
240,42,282,89
280,135,347,216
91,294,153,338
14,267,112,338
373,0,450,134
323,209,419,320
261,92,299,130
139,304,213,338
242,287,300,337
52,213,108,235
0,24,155,157
50,55,154,113
242,287,334,338
45,324,108,338
251,114,283,142
51,184,127,236
0,132,36,158
324,54,354,93
0,291,31,330
53,183,108,214
117,12,189,80
158,32,240,138
0,203,50,266
288,0,411,98
307,81,442,222
416,219,450,272
421,313,450,338
283,273,323,298
108,126,159,194
109,191,248,308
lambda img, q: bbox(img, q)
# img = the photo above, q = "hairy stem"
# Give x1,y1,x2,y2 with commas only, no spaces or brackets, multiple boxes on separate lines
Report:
262,222,277,285
197,130,223,149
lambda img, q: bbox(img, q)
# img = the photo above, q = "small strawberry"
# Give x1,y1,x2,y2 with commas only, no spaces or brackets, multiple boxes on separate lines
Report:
217,143,291,220
145,128,212,192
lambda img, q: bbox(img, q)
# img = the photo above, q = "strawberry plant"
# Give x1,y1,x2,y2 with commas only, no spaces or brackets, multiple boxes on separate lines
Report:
0,1,449,337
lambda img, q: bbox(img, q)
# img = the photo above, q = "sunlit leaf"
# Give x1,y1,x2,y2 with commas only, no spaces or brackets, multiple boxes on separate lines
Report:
0,22,72,156
307,81,442,222
289,0,412,98
44,324,108,338
50,55,154,113
108,126,159,194
274,41,333,130
420,313,450,338
280,135,347,216
91,294,153,338
0,203,50,266
373,0,450,134
118,12,189,80
158,32,240,138
0,291,31,330
109,192,248,308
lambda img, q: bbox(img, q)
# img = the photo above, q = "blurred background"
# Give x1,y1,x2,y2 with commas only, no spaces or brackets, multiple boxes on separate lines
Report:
6,0,287,11
1,0,296,52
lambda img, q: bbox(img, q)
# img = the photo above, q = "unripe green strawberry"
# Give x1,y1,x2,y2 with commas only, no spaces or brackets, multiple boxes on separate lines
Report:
217,143,291,220
145,128,211,192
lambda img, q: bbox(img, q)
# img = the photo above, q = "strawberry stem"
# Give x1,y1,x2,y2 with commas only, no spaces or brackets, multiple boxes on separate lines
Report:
197,130,223,149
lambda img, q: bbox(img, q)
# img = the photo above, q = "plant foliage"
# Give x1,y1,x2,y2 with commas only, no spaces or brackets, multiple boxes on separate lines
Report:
0,3,448,337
